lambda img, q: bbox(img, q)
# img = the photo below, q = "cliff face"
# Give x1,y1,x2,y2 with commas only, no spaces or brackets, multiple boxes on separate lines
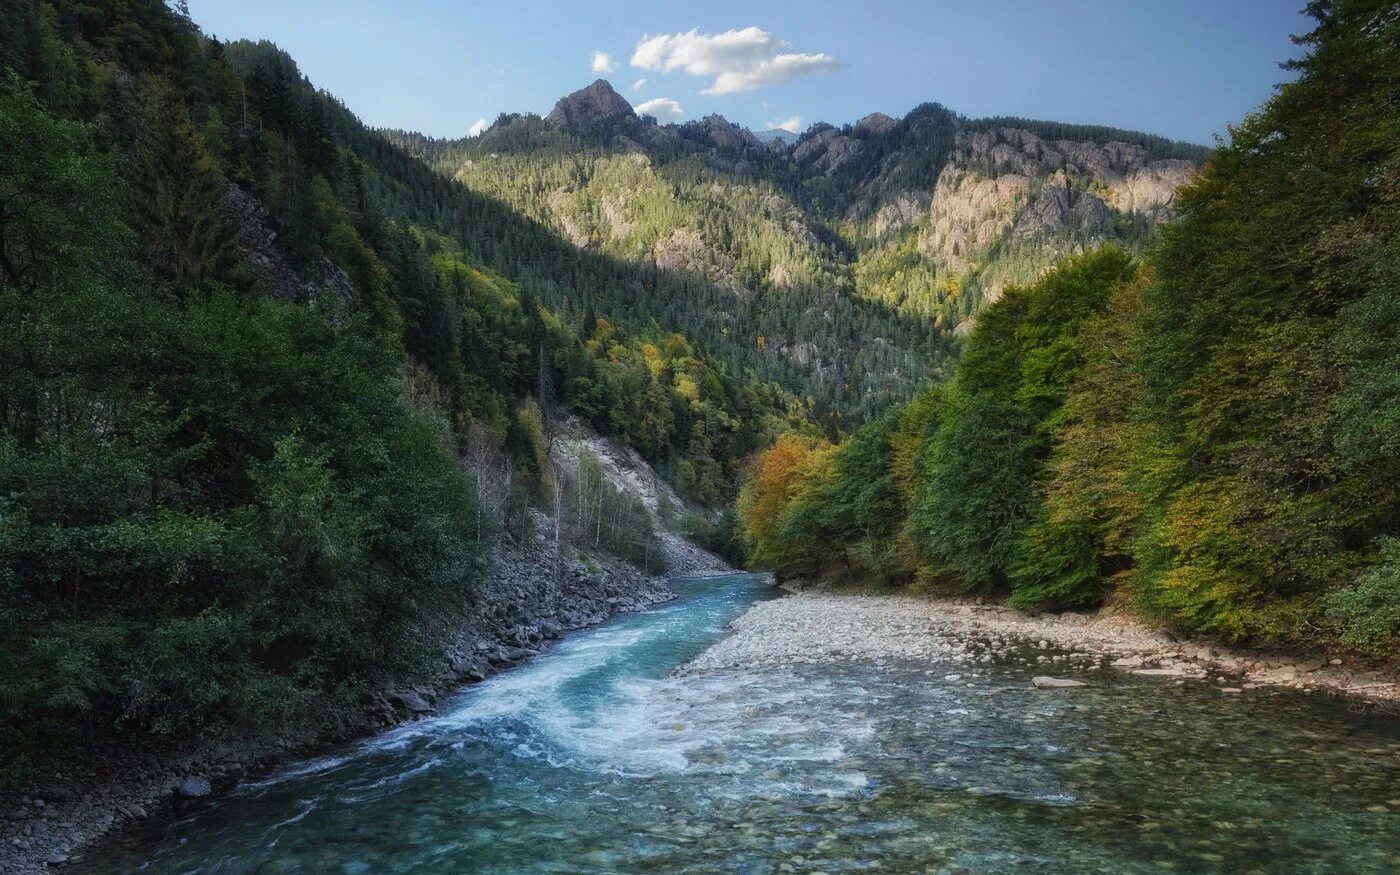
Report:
915,127,1197,303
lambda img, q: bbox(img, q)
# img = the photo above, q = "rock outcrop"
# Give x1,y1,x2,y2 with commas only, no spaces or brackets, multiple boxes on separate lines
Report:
920,126,1197,299
854,112,899,136
793,127,863,174
651,227,745,294
546,79,634,131
872,191,931,237
220,184,354,309
692,114,761,152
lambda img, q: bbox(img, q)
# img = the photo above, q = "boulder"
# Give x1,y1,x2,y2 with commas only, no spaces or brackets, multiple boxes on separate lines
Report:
1032,676,1086,689
388,691,432,713
177,776,212,798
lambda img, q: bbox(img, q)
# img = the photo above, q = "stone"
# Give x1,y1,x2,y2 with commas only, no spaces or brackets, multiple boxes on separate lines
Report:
177,776,212,798
1219,687,1243,694
1110,656,1145,669
388,691,432,713
1032,676,1086,689
1132,668,1187,678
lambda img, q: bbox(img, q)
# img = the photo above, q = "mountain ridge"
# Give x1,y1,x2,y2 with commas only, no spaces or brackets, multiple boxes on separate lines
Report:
397,79,1209,336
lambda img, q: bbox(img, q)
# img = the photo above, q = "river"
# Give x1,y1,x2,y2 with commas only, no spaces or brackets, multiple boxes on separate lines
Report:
83,573,1399,873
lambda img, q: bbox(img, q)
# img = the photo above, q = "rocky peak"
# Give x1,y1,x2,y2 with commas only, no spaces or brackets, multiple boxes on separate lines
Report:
546,79,634,130
695,114,761,152
793,128,863,174
854,112,898,136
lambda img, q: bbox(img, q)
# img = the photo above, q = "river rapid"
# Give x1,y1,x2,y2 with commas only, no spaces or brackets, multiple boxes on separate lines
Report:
82,573,1399,873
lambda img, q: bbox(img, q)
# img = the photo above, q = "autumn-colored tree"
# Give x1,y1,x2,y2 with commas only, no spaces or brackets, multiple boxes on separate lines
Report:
737,433,832,573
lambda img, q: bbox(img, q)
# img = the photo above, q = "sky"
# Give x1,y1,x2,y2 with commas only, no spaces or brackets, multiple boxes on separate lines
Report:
187,0,1310,144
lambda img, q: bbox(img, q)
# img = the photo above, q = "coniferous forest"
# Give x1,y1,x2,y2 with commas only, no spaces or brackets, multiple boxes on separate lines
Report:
0,0,797,779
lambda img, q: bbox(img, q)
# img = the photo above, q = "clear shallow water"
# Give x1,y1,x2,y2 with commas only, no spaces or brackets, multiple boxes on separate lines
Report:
86,574,1400,874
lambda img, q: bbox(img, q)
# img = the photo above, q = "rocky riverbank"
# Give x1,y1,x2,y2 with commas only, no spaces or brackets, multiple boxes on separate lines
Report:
0,513,729,875
684,593,1400,708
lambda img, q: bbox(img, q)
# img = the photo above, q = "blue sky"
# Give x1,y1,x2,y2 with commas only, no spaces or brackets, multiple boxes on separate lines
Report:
188,0,1309,144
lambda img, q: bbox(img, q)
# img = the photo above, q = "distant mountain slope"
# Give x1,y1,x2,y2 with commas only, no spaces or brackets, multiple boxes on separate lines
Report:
754,129,799,146
395,80,1206,338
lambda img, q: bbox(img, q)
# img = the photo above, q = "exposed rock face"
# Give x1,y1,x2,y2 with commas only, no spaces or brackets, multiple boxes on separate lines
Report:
220,184,354,309
872,191,931,237
948,127,1192,222
1011,170,1110,239
651,227,745,293
694,113,761,152
546,79,634,130
854,112,899,136
921,126,1197,292
793,128,863,174
925,172,1031,273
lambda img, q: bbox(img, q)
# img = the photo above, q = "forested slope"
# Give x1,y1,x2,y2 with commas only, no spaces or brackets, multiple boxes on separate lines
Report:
0,0,781,783
394,81,1205,354
738,0,1400,659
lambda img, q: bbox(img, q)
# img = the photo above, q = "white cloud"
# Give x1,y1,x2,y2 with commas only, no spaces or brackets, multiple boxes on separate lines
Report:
767,115,802,133
635,97,684,123
632,77,648,91
630,27,838,95
590,51,618,74
468,117,490,137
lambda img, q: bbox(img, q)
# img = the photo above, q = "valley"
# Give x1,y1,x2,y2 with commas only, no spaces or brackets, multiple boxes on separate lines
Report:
1,1,1396,872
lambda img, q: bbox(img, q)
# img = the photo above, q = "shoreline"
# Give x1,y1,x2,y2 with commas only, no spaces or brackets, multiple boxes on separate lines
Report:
0,530,734,875
685,591,1400,710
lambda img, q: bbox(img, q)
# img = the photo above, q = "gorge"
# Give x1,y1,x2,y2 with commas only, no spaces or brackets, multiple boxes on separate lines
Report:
1,0,1398,872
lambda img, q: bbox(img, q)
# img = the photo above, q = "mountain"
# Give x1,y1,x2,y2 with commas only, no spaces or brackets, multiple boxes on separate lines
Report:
545,78,635,130
754,129,799,146
396,81,1207,341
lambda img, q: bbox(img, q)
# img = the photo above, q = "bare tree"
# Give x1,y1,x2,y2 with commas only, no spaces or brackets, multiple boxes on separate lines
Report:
464,421,511,542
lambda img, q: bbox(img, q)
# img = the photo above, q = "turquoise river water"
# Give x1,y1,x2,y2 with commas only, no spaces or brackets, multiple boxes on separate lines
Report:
83,573,1399,873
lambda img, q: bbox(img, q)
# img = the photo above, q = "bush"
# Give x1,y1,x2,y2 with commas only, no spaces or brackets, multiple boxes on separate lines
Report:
1326,539,1400,649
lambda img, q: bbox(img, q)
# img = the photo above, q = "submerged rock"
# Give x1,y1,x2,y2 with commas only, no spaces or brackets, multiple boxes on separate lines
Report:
1032,676,1086,689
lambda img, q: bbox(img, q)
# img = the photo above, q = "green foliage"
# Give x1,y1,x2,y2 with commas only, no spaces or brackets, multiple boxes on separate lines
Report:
913,248,1138,592
1009,274,1149,609
737,0,1400,660
1326,538,1400,648
0,0,807,787
1129,0,1400,645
